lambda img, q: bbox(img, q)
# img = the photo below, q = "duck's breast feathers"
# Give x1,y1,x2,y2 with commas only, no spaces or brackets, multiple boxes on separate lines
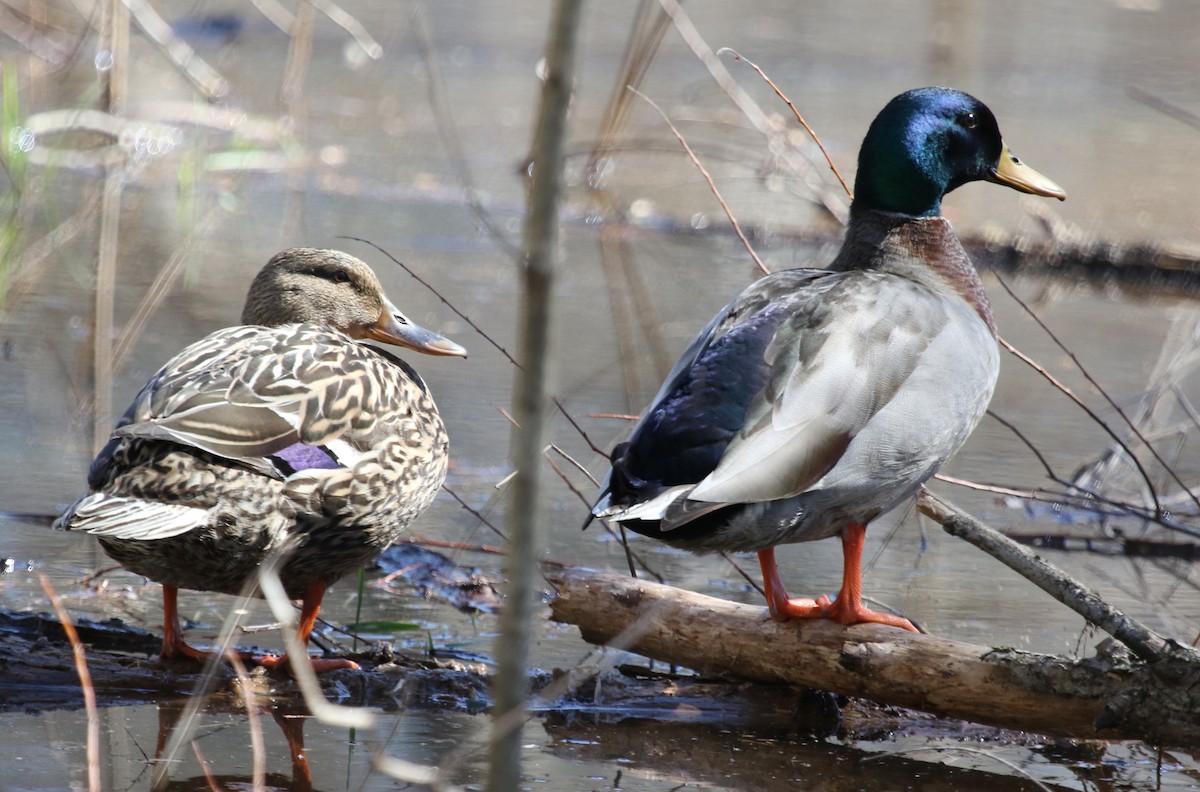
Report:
111,323,439,469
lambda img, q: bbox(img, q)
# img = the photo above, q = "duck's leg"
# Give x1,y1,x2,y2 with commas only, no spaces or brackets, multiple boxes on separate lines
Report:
820,522,917,632
256,580,361,672
160,584,216,661
757,547,831,620
161,582,359,671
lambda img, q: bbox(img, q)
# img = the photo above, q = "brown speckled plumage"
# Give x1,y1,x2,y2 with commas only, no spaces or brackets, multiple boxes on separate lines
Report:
55,248,466,668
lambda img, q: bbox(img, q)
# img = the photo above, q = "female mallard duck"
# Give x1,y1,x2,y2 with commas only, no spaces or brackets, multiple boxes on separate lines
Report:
591,88,1065,630
55,248,466,670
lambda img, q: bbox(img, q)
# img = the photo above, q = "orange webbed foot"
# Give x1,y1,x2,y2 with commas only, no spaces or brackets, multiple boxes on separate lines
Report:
819,595,918,632
767,593,833,621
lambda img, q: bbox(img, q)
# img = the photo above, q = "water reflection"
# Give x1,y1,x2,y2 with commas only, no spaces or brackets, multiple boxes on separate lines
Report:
150,703,315,792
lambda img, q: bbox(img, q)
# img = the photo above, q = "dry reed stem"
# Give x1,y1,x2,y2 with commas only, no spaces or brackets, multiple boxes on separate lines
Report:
190,740,220,791
91,0,129,455
598,223,663,402
489,2,582,788
109,207,223,372
256,552,376,730
280,0,315,108
152,598,255,788
247,0,295,33
585,0,671,184
125,0,228,99
5,183,102,309
717,47,854,199
226,652,267,792
917,488,1181,664
38,574,100,792
656,0,847,223
409,5,519,258
309,0,382,59
628,86,769,275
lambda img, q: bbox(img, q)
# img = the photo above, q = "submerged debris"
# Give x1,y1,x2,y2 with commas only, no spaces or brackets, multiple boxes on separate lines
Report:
376,542,503,614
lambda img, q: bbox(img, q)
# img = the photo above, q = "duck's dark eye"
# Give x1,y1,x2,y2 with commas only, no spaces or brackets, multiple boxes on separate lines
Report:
958,112,978,130
332,269,351,283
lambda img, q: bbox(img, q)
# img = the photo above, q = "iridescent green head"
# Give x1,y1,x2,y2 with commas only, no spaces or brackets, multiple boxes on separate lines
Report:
853,87,1065,217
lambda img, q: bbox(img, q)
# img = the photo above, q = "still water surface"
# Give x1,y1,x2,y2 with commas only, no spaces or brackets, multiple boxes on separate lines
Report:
2,0,1199,789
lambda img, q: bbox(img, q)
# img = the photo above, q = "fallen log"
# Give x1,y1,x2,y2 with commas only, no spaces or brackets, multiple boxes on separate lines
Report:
546,566,1200,748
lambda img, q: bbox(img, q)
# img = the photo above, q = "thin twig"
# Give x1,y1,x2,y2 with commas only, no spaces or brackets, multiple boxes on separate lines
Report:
655,0,847,223
628,86,768,275
998,336,1165,514
985,411,1200,539
546,443,600,487
344,236,523,368
720,552,764,598
38,574,100,792
441,485,508,541
490,3,582,787
1128,86,1200,133
985,409,1058,481
934,473,1044,500
546,453,594,508
717,47,853,199
995,273,1200,514
554,397,607,456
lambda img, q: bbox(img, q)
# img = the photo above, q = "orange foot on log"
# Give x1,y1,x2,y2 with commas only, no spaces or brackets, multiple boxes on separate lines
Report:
756,523,917,632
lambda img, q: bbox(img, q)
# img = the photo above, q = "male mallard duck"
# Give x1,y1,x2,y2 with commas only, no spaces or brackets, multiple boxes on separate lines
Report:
55,248,466,670
591,88,1065,630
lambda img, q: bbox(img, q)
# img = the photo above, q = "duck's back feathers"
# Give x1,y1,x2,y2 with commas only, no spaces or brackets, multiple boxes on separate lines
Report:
612,270,825,495
59,320,451,596
109,323,420,467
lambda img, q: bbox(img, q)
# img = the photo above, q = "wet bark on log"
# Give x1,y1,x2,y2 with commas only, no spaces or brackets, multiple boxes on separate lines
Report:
546,566,1200,748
